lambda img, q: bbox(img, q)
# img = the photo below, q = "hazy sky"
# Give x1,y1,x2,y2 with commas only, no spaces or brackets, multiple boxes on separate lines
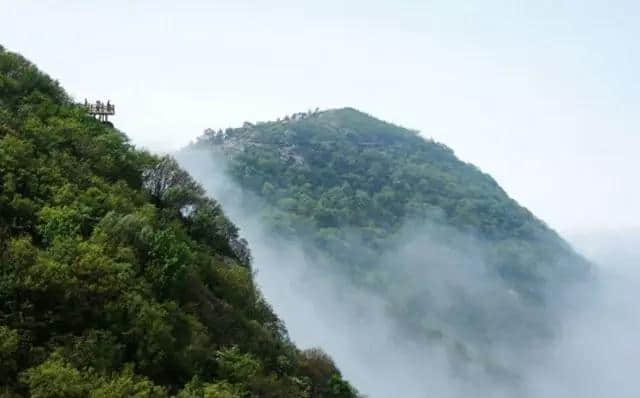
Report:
1,0,638,235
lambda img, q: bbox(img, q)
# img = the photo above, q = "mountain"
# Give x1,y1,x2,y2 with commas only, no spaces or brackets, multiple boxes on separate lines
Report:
0,46,358,397
183,107,591,379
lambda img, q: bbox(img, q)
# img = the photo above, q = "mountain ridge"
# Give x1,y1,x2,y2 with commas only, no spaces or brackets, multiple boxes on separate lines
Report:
182,106,591,383
0,46,358,397
189,106,587,280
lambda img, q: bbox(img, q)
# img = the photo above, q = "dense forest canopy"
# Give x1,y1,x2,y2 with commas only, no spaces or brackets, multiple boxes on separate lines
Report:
185,106,591,373
190,108,589,294
0,45,358,397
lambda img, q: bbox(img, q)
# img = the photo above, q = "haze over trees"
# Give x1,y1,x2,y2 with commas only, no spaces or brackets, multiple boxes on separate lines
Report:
0,41,598,397
185,106,592,384
0,46,358,397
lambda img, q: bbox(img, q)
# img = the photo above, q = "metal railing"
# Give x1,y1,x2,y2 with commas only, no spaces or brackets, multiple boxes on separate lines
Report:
83,100,115,121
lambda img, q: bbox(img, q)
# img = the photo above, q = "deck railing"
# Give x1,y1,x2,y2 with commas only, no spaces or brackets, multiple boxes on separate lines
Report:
83,100,115,121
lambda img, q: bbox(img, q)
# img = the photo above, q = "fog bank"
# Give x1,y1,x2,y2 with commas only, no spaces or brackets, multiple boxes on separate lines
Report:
177,149,640,398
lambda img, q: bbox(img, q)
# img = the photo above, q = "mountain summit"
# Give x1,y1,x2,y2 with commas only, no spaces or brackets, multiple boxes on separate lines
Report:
184,107,590,380
190,107,588,295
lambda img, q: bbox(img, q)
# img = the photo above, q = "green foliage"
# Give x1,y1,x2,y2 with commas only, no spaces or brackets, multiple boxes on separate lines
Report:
190,107,589,298
177,378,245,398
201,382,244,398
20,354,91,398
0,46,358,397
19,354,167,398
215,346,261,383
187,106,591,366
90,365,168,398
0,326,19,381
328,374,359,398
295,348,356,398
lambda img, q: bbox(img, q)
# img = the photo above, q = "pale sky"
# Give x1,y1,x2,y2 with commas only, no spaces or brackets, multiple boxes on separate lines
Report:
1,0,638,235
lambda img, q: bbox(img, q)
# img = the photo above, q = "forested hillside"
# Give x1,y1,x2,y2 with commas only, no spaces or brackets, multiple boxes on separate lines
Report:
0,46,357,397
185,107,591,371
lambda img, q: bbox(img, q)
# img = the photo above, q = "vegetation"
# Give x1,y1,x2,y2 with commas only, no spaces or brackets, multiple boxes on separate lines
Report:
188,107,591,357
0,46,358,397
193,108,588,296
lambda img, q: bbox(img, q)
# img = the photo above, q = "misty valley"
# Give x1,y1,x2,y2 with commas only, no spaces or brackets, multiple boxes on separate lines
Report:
175,108,595,397
1,42,638,398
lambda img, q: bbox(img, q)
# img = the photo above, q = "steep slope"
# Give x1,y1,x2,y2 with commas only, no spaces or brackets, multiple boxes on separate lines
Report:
184,108,590,374
0,46,357,397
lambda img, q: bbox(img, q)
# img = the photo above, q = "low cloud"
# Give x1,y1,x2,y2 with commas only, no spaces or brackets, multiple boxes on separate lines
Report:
177,149,640,398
